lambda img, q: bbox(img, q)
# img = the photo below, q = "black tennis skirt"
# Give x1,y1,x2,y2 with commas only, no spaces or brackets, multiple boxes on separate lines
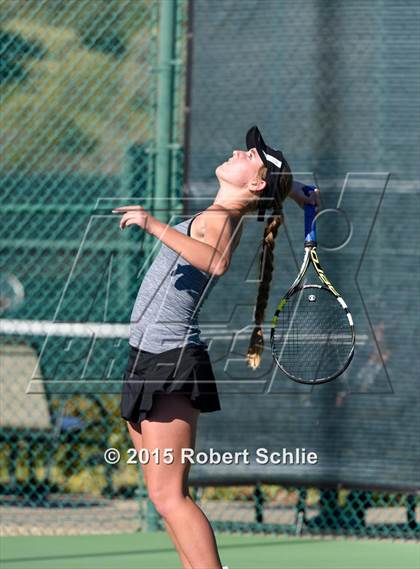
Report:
120,343,221,424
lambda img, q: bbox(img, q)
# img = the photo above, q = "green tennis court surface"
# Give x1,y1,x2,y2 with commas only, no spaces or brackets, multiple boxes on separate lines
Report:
1,532,419,569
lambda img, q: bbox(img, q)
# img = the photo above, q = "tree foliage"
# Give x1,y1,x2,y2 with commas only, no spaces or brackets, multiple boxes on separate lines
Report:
0,1,156,173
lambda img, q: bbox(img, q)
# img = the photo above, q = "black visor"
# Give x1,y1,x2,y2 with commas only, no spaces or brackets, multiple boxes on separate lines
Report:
246,125,285,222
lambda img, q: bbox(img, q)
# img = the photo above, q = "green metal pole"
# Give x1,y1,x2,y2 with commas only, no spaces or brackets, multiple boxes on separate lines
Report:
154,0,177,224
143,1,178,530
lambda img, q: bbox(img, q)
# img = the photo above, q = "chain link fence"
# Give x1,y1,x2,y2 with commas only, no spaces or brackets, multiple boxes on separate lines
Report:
1,0,419,542
1,0,187,535
182,0,419,543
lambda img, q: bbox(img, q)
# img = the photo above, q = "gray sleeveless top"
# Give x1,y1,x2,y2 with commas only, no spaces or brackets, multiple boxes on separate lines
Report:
129,213,220,353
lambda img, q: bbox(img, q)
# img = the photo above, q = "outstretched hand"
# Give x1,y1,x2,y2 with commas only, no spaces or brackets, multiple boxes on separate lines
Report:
112,205,151,231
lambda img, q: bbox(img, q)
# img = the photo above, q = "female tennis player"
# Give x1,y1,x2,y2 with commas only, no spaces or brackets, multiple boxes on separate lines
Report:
113,125,320,569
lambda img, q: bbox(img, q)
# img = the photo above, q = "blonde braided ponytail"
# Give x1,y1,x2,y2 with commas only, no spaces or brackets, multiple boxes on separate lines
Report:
246,162,293,370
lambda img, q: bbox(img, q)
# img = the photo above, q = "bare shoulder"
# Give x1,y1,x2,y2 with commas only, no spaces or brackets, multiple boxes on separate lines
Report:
190,206,243,250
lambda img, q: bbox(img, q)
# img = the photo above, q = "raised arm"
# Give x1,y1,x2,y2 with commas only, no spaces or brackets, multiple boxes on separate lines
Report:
112,206,236,277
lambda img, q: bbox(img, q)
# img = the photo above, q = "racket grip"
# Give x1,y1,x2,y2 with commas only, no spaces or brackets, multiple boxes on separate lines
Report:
303,185,317,244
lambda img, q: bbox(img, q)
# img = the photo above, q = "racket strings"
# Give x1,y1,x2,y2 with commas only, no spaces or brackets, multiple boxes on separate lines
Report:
272,286,353,382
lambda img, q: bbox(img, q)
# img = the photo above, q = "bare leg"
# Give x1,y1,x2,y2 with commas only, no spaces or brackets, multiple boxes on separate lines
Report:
127,419,194,569
129,393,223,569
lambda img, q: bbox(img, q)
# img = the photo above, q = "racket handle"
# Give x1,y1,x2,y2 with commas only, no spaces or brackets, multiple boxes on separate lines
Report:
302,185,317,245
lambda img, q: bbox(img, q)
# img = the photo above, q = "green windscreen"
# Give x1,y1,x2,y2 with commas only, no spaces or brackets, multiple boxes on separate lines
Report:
185,0,420,490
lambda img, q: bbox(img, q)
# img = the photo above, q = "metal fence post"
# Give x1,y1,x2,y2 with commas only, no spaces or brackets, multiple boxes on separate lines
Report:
155,0,177,223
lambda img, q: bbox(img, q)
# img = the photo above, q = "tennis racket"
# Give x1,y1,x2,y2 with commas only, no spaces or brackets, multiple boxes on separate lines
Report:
270,185,355,384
